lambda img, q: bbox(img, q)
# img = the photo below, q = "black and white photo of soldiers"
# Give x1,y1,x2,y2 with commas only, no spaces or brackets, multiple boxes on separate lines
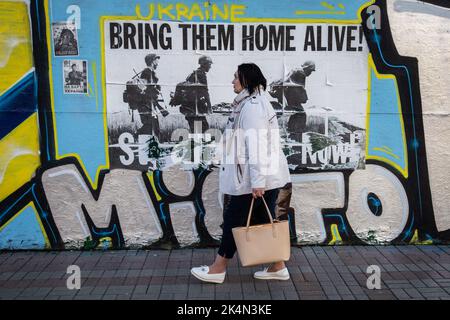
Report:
170,55,213,133
269,60,316,142
104,21,368,171
122,53,169,138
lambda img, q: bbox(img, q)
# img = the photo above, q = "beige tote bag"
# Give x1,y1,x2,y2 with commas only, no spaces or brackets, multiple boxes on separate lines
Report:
232,196,291,267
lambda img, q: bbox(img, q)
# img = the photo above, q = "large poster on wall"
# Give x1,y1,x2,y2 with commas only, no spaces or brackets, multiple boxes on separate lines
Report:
104,20,368,171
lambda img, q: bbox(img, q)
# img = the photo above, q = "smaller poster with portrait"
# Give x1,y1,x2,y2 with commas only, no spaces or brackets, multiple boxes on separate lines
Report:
52,22,79,56
63,60,88,94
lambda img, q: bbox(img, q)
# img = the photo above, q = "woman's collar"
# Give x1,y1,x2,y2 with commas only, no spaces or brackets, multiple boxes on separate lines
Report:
233,89,250,105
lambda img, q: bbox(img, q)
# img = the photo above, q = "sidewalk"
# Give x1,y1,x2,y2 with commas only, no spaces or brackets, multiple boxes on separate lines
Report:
1,246,450,300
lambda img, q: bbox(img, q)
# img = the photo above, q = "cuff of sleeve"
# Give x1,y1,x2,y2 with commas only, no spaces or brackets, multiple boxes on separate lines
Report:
251,179,266,189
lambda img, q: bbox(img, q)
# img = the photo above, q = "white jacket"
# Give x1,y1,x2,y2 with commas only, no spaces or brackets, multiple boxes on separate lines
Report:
218,91,291,195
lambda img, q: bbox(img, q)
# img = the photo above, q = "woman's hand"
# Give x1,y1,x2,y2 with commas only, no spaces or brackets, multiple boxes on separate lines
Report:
252,188,265,198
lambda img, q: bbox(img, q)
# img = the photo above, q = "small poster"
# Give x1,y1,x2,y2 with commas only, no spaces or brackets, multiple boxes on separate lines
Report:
52,22,79,56
63,59,88,94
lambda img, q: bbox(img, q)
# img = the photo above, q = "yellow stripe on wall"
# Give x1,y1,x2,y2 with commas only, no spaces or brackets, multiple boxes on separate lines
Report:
0,1,33,94
0,113,41,201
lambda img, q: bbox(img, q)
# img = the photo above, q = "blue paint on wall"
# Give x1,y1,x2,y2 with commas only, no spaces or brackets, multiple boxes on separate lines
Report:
0,205,46,249
0,71,37,139
367,68,407,172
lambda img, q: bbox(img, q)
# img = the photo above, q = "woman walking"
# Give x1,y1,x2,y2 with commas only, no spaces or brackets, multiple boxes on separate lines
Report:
191,63,291,284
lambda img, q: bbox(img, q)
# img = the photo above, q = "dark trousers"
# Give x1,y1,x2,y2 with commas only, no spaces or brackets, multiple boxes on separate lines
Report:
287,111,306,142
138,108,160,137
218,188,280,259
275,182,292,219
185,115,209,133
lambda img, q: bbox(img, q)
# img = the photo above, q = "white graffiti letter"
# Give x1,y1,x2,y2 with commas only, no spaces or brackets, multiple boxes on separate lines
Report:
346,164,409,244
42,165,162,247
290,173,345,243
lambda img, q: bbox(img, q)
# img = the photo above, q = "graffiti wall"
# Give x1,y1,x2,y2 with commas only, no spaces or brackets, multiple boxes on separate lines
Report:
0,0,449,249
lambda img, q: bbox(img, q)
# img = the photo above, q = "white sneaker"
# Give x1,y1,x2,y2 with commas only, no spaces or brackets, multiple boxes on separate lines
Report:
191,266,226,284
254,267,290,280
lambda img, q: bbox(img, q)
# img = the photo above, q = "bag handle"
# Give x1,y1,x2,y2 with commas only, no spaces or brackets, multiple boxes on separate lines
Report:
245,196,276,241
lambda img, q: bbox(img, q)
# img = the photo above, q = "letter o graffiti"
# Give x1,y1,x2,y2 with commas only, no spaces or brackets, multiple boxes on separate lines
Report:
346,164,409,244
